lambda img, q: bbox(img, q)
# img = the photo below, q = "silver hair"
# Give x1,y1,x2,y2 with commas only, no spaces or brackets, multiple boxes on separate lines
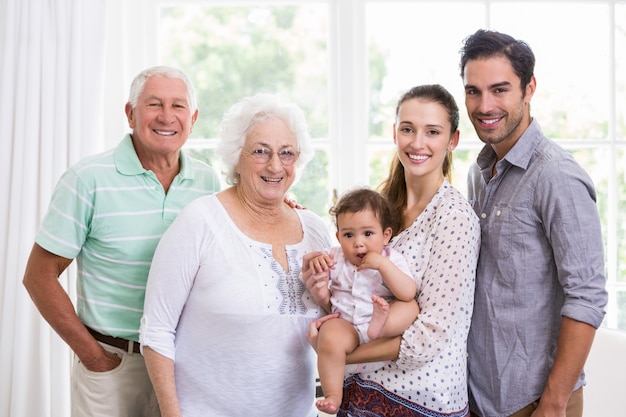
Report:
217,93,314,185
127,66,197,112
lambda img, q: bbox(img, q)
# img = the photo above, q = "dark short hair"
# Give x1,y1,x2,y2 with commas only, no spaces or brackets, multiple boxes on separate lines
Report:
459,29,535,91
330,187,393,233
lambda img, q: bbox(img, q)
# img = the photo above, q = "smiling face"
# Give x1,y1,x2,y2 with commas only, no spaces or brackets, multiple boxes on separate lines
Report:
463,55,535,158
336,209,392,266
125,75,198,161
393,98,459,183
236,116,298,205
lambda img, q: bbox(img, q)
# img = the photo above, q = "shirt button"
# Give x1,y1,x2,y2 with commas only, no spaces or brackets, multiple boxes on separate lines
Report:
481,213,487,219
496,210,502,216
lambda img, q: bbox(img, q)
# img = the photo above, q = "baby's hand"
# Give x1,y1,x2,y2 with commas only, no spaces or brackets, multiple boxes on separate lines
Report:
302,251,333,311
358,252,385,271
308,253,335,274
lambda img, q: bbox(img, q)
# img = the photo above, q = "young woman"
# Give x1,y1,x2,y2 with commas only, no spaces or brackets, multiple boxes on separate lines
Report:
304,84,480,417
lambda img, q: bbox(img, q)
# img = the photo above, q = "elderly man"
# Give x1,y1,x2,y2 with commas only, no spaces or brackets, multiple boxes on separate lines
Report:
23,66,220,417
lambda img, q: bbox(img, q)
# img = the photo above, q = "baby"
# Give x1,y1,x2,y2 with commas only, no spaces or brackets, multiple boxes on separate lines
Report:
309,187,419,414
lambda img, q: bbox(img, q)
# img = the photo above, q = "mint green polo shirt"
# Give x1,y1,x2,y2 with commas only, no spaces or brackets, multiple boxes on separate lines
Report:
36,134,221,341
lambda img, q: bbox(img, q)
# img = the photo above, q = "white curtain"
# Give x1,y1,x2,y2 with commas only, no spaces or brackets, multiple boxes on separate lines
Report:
0,1,106,416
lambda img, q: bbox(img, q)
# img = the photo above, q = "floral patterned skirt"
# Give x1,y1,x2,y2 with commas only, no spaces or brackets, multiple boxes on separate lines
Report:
337,375,470,417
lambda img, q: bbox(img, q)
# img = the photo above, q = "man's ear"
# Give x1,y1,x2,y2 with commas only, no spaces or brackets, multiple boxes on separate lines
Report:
125,102,135,128
190,109,199,132
524,75,537,104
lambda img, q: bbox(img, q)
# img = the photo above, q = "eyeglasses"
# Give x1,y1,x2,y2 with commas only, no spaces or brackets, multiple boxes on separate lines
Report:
244,147,300,166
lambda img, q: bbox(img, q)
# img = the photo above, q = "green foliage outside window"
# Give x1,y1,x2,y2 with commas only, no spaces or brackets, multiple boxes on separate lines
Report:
160,5,328,139
160,5,330,216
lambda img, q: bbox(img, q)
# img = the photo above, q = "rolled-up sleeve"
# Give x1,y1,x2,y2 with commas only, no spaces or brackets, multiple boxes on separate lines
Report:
539,158,607,327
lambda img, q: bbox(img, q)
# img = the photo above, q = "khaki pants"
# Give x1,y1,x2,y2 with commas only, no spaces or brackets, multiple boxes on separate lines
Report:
471,387,584,417
71,342,160,417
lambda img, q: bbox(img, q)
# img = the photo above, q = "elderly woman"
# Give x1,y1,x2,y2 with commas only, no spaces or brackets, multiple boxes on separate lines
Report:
140,94,332,417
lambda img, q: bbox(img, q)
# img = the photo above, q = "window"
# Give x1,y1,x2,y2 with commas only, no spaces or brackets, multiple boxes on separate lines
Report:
157,3,332,216
110,0,626,329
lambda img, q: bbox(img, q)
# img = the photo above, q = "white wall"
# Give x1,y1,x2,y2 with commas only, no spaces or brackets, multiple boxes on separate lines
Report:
583,327,626,416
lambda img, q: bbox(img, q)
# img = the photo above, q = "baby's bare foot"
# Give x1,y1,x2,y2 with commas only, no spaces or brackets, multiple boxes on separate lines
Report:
316,396,340,414
367,295,390,340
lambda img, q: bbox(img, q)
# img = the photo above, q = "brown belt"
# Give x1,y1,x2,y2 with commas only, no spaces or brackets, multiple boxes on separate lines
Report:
86,326,141,354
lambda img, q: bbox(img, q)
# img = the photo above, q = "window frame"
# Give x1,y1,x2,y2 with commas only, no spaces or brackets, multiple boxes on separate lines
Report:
103,0,626,330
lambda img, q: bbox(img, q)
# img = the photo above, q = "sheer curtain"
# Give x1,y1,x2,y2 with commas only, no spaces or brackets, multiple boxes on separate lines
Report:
0,1,106,415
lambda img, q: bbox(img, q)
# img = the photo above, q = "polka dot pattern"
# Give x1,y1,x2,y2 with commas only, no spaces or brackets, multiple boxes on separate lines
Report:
357,181,480,413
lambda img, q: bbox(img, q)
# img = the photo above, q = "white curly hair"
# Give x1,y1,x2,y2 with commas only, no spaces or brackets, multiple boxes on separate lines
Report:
216,93,314,185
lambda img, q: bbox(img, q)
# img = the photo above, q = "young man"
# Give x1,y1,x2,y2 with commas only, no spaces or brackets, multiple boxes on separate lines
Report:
22,66,220,417
460,29,608,417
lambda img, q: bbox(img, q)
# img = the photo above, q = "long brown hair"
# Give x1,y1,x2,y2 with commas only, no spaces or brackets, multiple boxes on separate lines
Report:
378,84,459,235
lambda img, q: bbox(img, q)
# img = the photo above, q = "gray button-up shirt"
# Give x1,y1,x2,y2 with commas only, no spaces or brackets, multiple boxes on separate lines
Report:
466,119,607,417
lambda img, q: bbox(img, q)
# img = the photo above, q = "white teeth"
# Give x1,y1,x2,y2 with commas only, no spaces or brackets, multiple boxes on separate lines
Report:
262,177,281,183
154,130,176,136
481,118,499,125
408,154,429,161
